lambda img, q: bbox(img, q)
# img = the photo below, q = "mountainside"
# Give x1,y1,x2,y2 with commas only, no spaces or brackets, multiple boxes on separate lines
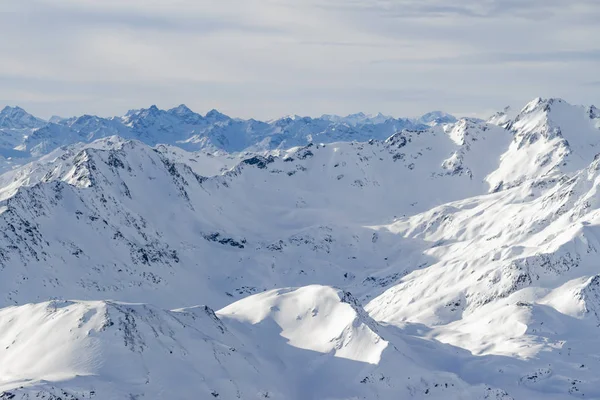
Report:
0,286,516,400
2,97,600,399
0,116,512,309
487,98,600,191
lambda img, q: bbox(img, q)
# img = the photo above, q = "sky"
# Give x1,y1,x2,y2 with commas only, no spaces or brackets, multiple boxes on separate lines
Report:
1,0,599,120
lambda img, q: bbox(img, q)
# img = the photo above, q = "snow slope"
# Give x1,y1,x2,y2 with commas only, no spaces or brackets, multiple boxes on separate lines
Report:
0,97,600,399
0,118,512,310
487,98,600,190
0,286,513,400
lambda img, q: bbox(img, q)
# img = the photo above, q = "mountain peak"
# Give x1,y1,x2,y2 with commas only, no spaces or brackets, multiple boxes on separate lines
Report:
1,105,24,114
134,105,163,120
520,97,568,115
418,110,457,125
205,109,229,121
347,112,366,118
166,104,205,124
169,104,193,115
521,96,544,112
124,105,162,119
0,105,46,129
486,96,600,191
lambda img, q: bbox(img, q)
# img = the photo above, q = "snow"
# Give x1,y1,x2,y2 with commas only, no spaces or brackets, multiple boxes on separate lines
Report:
219,285,388,364
487,98,600,190
1,97,600,398
0,287,516,400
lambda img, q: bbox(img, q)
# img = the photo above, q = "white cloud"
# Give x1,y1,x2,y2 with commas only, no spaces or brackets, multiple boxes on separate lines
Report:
1,0,599,119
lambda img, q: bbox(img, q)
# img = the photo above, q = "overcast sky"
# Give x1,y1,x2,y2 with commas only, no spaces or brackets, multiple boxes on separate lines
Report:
2,0,599,120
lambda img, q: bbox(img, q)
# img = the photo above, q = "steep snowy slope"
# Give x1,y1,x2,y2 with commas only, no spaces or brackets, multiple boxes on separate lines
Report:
0,286,513,400
0,299,277,399
366,152,600,329
0,138,240,203
0,118,510,310
487,98,600,191
363,152,600,397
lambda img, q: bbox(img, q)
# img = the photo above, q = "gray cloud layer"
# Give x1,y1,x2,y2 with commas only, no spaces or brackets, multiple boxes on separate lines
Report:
1,0,599,119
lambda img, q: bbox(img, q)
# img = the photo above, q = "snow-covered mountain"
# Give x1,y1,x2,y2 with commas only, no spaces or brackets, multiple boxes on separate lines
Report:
487,98,600,191
2,97,600,399
417,110,458,126
0,286,514,400
0,106,448,169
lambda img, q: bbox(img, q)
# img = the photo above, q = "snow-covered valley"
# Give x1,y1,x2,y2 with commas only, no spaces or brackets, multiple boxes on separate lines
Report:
1,98,600,399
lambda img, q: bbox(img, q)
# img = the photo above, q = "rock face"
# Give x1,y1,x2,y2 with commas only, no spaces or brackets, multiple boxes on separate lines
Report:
1,97,600,399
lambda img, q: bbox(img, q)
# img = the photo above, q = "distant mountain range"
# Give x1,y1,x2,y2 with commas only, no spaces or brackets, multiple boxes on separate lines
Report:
0,105,456,162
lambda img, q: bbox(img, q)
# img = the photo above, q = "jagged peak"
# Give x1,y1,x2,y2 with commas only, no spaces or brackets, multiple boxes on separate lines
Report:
520,97,545,114
72,114,102,124
1,105,26,114
0,105,45,129
124,105,162,119
124,108,141,118
489,98,575,130
205,109,229,121
165,104,205,125
168,104,194,115
384,126,429,145
513,97,594,130
519,97,568,115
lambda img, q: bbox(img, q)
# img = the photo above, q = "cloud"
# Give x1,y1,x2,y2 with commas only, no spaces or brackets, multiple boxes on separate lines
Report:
17,1,286,35
321,0,600,20
372,49,600,66
1,0,599,119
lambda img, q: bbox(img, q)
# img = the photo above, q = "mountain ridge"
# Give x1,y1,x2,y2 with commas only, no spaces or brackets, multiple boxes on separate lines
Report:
1,96,600,399
0,105,454,162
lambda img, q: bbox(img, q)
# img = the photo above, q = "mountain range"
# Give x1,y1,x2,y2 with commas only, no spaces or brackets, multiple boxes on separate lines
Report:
1,97,600,399
0,105,456,167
